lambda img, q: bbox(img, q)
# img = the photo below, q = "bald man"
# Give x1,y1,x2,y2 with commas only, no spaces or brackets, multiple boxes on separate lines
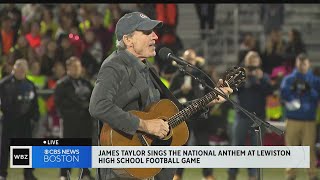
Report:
0,59,39,180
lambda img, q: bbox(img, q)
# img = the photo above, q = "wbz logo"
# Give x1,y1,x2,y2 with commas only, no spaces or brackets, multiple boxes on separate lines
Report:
10,146,32,168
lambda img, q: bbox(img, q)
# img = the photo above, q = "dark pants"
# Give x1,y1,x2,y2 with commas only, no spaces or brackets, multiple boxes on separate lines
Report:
228,116,259,177
195,4,216,30
195,4,216,39
60,115,93,178
285,119,317,178
60,168,91,178
0,120,34,178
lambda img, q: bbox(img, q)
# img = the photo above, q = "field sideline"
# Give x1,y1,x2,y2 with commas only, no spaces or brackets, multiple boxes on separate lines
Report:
6,168,317,179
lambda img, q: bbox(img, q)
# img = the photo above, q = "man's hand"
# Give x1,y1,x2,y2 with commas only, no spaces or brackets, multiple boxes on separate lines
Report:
138,119,169,139
208,79,233,106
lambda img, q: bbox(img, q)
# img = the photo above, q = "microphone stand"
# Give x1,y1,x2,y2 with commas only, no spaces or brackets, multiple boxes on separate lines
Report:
67,169,71,180
78,168,84,180
175,63,284,180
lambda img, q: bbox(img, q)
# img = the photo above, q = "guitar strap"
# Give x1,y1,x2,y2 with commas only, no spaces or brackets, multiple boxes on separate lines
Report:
148,66,183,111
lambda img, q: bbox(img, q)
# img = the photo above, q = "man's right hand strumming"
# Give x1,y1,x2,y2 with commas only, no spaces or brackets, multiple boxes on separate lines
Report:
138,119,169,139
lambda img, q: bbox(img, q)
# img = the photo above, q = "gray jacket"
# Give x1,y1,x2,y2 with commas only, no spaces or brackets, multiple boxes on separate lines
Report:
89,49,176,180
89,49,155,136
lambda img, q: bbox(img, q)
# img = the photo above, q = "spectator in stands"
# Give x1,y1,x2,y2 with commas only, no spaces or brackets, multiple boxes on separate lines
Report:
280,54,320,180
56,33,75,64
238,33,260,66
228,51,273,180
40,7,58,39
55,15,74,40
0,16,18,61
21,4,42,23
57,4,78,27
89,11,114,59
195,4,216,40
81,29,102,79
40,40,57,76
104,4,122,31
155,4,178,37
35,35,51,60
25,21,42,49
262,29,286,75
8,35,30,65
46,61,66,138
26,44,40,65
154,4,183,75
99,4,121,60
28,61,47,90
27,61,48,138
284,29,306,72
68,26,86,58
54,56,94,180
0,4,22,36
20,19,31,36
1,63,13,78
260,4,284,35
266,66,287,122
78,5,92,34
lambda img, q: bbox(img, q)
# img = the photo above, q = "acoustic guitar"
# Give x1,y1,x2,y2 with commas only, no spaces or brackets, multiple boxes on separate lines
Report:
100,66,246,179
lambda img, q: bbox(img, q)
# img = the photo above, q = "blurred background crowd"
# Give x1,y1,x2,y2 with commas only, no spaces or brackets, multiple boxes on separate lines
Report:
0,3,320,180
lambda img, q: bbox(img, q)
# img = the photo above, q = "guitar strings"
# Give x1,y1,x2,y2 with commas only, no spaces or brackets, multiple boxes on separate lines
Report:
167,70,241,128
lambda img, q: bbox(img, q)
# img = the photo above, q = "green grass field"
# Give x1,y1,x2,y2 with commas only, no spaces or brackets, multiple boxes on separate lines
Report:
6,168,317,180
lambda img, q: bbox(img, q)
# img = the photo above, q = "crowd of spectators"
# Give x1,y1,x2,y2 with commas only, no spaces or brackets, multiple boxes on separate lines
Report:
1,3,320,180
0,3,182,138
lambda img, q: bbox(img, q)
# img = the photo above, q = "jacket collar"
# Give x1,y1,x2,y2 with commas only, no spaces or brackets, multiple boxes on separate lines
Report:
117,49,148,73
292,68,312,77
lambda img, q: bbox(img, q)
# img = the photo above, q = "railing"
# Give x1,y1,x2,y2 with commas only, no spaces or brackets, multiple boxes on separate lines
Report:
201,5,239,66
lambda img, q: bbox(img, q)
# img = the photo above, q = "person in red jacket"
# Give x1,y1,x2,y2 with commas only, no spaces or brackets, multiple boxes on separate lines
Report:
0,16,17,59
25,21,41,49
155,4,178,44
154,4,183,79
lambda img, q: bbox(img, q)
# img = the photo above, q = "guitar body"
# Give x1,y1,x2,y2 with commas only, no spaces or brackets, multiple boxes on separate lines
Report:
100,99,189,179
98,66,246,179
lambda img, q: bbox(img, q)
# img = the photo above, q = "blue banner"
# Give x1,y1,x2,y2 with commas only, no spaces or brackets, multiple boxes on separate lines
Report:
32,146,91,168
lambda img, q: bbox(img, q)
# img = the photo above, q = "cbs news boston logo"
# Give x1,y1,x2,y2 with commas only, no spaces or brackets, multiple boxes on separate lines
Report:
10,146,32,168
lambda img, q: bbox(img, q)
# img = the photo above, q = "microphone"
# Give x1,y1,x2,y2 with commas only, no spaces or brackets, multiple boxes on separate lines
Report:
158,47,189,66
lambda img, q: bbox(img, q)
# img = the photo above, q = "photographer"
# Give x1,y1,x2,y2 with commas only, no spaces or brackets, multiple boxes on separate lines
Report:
280,53,320,180
228,51,273,180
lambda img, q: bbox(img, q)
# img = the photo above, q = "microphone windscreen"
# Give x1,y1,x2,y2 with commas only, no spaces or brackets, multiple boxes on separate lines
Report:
158,47,173,61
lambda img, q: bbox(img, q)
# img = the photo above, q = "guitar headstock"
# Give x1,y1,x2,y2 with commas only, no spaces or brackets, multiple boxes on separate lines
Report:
223,66,246,90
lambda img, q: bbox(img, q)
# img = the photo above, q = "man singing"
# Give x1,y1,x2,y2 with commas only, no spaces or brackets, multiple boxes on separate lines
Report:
89,12,233,180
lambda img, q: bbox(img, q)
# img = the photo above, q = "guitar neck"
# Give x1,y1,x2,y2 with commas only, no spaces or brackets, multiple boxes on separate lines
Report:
168,90,218,128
